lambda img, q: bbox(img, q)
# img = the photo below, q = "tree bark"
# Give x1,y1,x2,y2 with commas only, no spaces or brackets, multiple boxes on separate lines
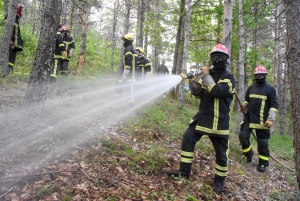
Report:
283,0,300,189
23,0,62,118
77,0,91,71
235,0,245,135
0,0,18,77
178,0,192,108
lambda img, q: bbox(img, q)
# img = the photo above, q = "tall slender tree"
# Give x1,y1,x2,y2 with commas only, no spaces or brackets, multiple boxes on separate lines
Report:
283,0,300,189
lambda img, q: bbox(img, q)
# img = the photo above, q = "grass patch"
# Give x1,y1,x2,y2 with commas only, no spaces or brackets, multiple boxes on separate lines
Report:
269,134,293,159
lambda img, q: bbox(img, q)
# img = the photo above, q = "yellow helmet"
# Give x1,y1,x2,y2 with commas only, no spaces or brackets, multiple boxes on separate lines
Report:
122,34,134,41
136,47,144,55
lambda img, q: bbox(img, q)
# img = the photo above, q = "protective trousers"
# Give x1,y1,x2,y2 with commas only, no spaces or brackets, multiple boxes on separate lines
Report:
179,122,229,182
61,60,69,76
9,49,18,73
51,58,62,78
239,117,270,166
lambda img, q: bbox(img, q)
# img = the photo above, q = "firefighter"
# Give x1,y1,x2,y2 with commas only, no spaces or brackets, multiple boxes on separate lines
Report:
135,47,151,82
115,34,137,101
119,34,137,82
168,44,235,194
239,65,278,172
50,23,67,81
61,26,75,76
6,3,24,73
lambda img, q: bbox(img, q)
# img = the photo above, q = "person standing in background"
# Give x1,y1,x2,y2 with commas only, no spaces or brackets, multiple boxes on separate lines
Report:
157,60,169,76
61,26,75,76
50,23,67,82
5,3,24,74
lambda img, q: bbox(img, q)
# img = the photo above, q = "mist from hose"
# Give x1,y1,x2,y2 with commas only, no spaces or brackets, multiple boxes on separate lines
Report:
0,74,182,190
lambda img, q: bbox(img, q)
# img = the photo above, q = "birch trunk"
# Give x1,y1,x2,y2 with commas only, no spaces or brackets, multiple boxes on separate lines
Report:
178,0,192,108
235,0,245,134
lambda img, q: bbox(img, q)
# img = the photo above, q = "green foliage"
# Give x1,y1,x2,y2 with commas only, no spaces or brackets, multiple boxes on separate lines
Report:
269,134,294,159
62,196,72,201
37,184,61,196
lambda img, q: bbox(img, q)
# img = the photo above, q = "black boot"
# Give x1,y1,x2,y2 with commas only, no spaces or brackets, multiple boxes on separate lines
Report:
245,149,254,163
214,180,224,194
257,164,266,172
167,168,189,179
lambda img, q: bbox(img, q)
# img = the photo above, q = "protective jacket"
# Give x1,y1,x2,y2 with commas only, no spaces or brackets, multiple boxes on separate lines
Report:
62,35,75,61
11,17,23,51
190,68,235,137
54,31,66,59
136,56,151,81
123,44,137,82
244,82,278,129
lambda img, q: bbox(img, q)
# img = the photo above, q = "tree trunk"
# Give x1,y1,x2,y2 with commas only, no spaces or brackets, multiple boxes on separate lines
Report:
178,0,192,108
136,0,145,47
283,0,300,189
110,0,120,73
23,0,62,118
77,0,91,71
0,0,18,77
235,0,245,135
222,0,233,55
143,0,149,57
117,0,131,77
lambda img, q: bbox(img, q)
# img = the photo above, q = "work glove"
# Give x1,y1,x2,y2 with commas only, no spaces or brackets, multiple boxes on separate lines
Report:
264,120,273,128
201,74,215,88
188,79,198,90
62,51,67,58
179,73,187,82
68,54,72,58
200,66,210,74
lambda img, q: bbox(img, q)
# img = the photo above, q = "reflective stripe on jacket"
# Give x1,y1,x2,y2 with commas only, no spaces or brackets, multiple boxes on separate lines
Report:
191,69,235,137
54,31,66,58
245,82,278,129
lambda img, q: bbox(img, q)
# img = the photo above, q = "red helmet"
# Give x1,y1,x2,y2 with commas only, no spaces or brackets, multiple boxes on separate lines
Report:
16,3,24,17
254,65,268,75
61,26,68,32
210,44,230,57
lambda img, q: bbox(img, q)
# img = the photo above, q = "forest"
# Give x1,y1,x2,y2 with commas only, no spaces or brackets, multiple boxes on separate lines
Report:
0,0,300,200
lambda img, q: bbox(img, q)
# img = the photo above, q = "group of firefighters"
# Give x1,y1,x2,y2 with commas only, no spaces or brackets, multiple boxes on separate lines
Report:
167,44,278,194
6,3,279,196
5,3,75,78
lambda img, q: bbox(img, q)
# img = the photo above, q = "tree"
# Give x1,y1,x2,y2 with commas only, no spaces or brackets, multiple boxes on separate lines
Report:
77,0,91,71
23,0,62,117
235,0,245,134
283,0,300,189
0,0,18,77
178,0,192,108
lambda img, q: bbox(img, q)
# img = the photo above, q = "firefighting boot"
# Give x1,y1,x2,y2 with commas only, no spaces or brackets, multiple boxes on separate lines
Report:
257,164,266,172
245,149,254,163
167,169,189,179
214,176,225,194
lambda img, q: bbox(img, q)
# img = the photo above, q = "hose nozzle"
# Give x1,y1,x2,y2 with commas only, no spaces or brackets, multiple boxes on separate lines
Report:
178,69,202,82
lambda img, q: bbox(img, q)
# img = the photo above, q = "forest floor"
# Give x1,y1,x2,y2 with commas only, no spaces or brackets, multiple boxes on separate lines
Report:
0,79,299,201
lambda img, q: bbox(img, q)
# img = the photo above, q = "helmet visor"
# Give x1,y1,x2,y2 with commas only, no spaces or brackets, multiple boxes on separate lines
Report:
254,74,266,79
210,54,227,62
